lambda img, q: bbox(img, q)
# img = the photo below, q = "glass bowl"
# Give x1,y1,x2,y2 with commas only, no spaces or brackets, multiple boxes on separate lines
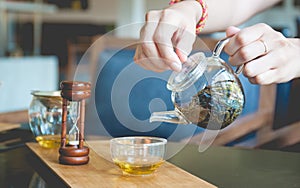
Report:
110,136,167,176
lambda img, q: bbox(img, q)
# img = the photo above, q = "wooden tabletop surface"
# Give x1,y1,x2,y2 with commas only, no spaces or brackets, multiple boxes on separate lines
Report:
1,131,300,188
26,141,216,188
0,122,20,132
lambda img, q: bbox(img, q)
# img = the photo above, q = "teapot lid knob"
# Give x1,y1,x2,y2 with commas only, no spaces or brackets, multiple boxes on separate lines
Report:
167,52,207,92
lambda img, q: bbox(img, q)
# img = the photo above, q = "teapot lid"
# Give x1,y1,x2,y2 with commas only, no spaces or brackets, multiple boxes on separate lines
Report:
167,52,207,92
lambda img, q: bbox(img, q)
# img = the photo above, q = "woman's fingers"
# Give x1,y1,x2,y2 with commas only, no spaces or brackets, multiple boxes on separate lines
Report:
173,25,196,63
225,26,240,37
248,67,293,85
225,23,300,85
134,45,169,72
225,23,272,57
134,1,200,72
137,11,173,71
134,10,183,72
229,39,270,66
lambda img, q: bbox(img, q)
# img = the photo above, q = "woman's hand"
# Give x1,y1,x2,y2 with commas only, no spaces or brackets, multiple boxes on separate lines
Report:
134,1,202,72
225,24,300,85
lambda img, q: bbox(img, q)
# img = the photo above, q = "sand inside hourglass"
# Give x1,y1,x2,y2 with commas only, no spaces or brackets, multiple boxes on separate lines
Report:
68,101,81,146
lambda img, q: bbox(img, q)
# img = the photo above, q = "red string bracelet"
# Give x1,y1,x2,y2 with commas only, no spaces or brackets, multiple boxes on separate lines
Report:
169,0,208,34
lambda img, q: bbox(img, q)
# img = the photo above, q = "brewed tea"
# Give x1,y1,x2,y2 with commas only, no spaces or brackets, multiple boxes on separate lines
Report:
113,157,164,176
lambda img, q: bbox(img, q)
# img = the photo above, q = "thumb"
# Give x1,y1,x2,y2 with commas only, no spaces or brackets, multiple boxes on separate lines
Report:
226,26,241,37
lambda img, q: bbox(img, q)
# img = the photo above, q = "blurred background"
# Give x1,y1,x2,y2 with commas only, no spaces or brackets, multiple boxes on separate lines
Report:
0,0,300,151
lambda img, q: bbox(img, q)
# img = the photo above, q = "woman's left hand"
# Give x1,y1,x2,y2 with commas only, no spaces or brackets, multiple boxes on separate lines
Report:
224,23,300,85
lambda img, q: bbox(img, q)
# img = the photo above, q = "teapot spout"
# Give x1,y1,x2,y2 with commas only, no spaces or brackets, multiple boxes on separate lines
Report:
150,110,190,124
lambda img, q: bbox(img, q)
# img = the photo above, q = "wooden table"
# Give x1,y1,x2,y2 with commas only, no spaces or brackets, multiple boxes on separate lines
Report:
0,122,20,132
1,129,300,188
169,145,300,188
25,141,215,188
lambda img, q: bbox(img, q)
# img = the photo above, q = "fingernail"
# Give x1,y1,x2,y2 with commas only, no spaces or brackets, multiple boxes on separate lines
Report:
170,62,182,72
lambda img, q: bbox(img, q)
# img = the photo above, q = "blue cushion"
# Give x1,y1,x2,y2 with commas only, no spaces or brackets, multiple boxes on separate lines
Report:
273,81,292,130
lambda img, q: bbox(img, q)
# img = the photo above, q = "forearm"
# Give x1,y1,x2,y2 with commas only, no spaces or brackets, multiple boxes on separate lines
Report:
183,0,282,33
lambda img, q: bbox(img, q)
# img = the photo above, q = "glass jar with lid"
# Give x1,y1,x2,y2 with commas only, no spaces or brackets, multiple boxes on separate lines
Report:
28,90,64,148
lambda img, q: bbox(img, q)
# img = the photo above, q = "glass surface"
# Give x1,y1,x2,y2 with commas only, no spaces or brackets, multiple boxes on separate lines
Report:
167,52,207,92
28,91,72,148
110,136,167,176
173,56,244,129
68,101,80,146
150,38,245,130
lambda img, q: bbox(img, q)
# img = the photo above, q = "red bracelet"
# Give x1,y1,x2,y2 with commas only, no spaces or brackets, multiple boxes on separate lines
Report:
169,0,208,34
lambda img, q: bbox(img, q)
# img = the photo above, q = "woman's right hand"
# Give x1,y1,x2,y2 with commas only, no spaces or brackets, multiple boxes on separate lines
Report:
134,1,203,72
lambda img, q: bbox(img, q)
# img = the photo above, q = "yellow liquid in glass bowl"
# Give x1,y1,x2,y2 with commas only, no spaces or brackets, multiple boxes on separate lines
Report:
113,157,164,176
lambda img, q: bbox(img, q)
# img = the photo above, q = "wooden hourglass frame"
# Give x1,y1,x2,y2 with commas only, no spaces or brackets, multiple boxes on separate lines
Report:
59,81,91,165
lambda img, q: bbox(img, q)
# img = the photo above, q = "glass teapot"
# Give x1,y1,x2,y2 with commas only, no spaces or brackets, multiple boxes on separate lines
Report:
150,38,245,130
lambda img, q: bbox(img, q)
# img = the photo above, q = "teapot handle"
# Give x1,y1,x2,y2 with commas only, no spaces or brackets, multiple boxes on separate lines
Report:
212,37,244,75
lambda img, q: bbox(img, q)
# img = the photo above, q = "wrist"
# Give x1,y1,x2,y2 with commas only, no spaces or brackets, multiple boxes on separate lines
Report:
189,1,203,27
169,0,208,34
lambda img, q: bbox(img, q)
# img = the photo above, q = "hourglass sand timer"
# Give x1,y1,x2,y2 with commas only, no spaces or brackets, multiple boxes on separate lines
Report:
59,81,91,165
